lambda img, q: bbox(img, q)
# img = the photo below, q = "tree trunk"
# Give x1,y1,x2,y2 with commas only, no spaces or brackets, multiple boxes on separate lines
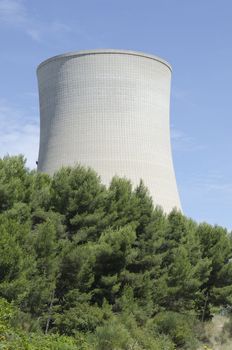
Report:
201,290,209,322
45,289,55,334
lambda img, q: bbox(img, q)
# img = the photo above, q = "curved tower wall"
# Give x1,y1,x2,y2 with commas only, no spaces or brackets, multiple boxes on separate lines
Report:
37,49,181,212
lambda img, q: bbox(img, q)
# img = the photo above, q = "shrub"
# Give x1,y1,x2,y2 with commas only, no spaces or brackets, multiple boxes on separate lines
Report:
152,311,198,349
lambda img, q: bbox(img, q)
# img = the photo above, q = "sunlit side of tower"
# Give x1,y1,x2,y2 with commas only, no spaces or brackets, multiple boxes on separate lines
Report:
37,49,181,212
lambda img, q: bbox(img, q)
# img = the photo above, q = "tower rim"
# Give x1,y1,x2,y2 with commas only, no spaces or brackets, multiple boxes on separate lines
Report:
37,49,172,73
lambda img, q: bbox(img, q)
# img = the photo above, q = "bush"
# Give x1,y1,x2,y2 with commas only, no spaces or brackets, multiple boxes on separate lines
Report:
152,311,198,349
93,318,131,350
53,302,112,335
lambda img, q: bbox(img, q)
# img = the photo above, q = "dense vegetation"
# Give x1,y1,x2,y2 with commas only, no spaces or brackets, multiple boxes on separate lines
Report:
0,155,232,349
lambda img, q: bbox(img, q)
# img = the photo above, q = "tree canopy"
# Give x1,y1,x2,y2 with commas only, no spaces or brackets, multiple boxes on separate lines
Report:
0,155,231,349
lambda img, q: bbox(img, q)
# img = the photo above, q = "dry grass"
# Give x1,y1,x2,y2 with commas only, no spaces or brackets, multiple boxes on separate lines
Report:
198,315,232,350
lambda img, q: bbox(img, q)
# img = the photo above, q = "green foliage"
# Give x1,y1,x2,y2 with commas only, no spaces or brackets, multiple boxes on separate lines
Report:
0,155,32,212
93,318,131,350
152,311,197,349
0,155,232,349
196,223,232,320
0,297,16,333
93,314,175,350
54,301,112,335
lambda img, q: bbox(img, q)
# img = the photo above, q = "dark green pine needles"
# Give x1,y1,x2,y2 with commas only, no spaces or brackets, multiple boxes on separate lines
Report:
0,155,232,349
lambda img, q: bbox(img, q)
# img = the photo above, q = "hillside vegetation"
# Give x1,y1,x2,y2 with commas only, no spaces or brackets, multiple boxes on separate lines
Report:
0,155,232,349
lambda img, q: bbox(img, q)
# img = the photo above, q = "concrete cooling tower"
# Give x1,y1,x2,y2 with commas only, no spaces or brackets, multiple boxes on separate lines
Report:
37,49,181,212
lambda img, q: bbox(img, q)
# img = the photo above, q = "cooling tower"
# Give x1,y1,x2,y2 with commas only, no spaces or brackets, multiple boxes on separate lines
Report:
37,49,181,212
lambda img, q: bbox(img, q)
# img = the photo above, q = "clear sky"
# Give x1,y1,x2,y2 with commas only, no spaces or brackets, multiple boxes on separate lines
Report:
0,0,231,230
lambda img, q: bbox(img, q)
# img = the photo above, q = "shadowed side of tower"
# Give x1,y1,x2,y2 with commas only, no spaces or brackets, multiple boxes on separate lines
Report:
37,49,181,213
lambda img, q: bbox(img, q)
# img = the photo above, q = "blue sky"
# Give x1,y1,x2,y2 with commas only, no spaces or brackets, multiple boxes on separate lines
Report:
0,0,231,230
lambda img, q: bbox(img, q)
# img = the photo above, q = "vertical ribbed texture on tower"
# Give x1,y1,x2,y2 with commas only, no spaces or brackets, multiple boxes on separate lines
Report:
37,49,181,212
